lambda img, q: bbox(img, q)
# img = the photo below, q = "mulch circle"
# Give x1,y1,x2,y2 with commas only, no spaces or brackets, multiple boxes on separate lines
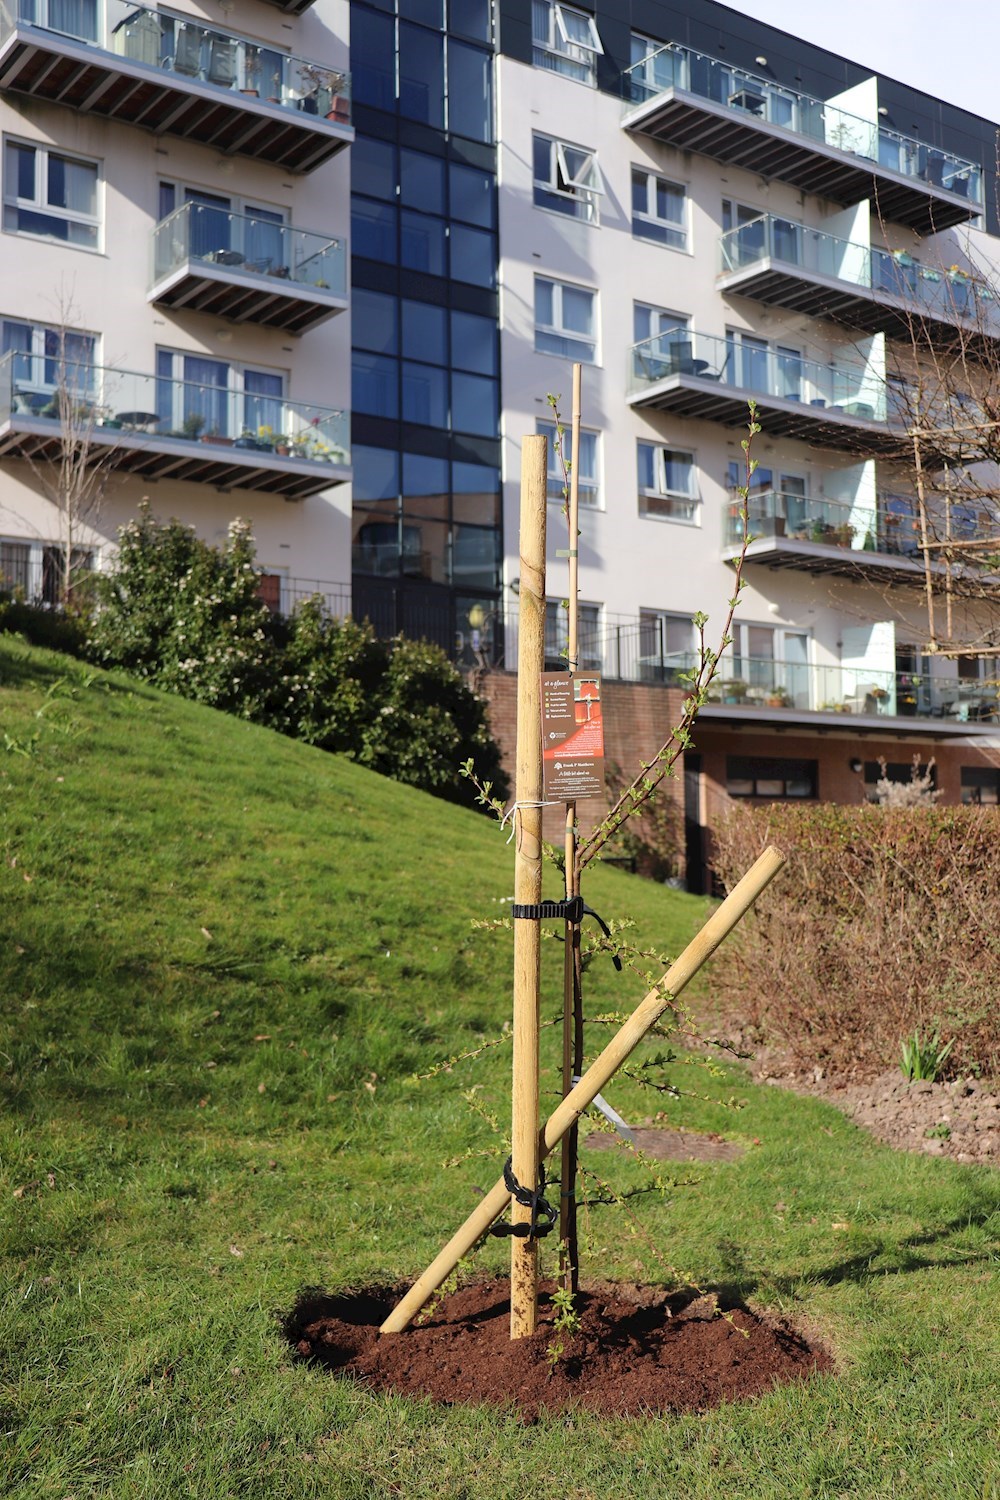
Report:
286,1279,831,1420
583,1127,745,1162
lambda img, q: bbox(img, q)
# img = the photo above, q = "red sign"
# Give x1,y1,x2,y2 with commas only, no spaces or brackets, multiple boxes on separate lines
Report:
540,672,606,800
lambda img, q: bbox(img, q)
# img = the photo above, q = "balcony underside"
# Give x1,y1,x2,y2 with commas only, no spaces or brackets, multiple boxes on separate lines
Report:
149,264,347,334
628,373,904,455
697,701,1000,736
0,419,349,500
623,92,975,233
718,261,996,357
722,533,927,580
261,0,316,11
0,28,351,172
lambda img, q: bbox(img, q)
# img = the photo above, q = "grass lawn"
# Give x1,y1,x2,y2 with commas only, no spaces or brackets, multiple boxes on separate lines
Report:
2,633,999,1500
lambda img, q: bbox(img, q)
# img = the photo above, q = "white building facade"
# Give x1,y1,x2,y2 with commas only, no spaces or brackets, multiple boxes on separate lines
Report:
0,0,353,612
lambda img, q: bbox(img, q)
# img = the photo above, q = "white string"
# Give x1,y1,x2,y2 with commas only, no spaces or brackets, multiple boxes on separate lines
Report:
499,799,560,844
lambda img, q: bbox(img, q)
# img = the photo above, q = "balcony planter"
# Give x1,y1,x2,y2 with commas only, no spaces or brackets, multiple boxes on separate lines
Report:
202,434,235,447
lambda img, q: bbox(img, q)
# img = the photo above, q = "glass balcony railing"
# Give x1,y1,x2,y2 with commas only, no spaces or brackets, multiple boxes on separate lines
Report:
152,203,346,297
721,490,929,558
3,1,351,124
624,43,981,205
629,327,887,421
719,214,998,325
0,352,349,467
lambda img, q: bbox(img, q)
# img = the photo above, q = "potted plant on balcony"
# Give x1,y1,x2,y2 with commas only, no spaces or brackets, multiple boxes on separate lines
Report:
182,412,206,441
297,63,348,121
241,47,261,97
765,686,792,708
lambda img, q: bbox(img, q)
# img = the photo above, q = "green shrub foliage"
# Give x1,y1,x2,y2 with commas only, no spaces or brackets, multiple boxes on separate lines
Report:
0,597,89,657
712,803,1000,1076
89,508,508,808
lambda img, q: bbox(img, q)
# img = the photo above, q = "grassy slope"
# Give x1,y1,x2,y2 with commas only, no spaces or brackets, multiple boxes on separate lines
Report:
1,634,999,1500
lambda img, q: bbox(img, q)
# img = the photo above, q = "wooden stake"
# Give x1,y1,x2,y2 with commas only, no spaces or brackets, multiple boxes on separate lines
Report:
379,845,786,1335
560,363,582,1290
510,433,547,1339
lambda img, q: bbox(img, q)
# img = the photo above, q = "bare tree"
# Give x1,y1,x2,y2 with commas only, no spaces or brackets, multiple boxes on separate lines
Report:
19,296,120,606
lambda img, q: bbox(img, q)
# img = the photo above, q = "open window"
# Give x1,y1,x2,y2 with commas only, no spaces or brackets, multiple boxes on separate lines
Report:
533,135,603,222
532,1,603,85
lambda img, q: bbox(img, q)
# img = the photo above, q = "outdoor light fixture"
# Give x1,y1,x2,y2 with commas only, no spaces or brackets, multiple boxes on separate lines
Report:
849,757,864,773
755,55,768,66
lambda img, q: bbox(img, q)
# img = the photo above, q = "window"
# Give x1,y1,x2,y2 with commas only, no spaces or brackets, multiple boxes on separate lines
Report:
727,756,817,800
532,0,603,85
532,135,603,222
0,538,31,594
961,767,1000,804
22,1,98,41
3,318,96,398
535,277,597,362
631,169,686,250
546,598,602,670
4,139,100,249
537,419,599,506
637,441,697,522
638,611,695,681
628,32,680,99
154,350,285,439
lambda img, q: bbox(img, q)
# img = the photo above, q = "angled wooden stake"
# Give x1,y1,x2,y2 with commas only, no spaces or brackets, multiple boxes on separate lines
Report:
379,845,786,1335
510,433,547,1339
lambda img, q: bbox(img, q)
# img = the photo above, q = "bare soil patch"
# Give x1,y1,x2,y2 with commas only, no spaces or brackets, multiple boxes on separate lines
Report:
287,1279,831,1420
583,1126,744,1163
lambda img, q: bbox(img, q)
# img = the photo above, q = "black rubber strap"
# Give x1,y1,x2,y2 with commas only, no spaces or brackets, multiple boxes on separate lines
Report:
511,897,622,972
488,1157,557,1239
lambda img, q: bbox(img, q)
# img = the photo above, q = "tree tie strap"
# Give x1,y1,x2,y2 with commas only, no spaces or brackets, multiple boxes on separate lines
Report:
510,897,623,971
487,1157,557,1239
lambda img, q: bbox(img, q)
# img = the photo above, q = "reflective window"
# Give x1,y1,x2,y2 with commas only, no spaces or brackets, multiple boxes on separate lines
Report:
352,198,396,262
453,462,500,524
402,299,448,363
400,0,444,26
452,372,497,436
452,524,499,588
402,361,448,426
403,453,449,516
354,445,400,502
450,223,495,286
450,162,495,227
535,276,597,361
449,0,492,42
400,209,447,274
399,24,445,127
447,40,493,142
353,288,398,355
400,149,447,214
451,309,497,374
353,351,399,419
352,136,397,201
351,6,395,110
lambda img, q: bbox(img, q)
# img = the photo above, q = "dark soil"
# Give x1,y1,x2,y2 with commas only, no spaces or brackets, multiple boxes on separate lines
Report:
286,1279,831,1420
584,1126,744,1163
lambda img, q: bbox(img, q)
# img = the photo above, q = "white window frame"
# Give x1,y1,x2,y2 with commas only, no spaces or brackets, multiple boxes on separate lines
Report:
631,168,687,251
638,440,699,524
546,596,603,671
534,276,597,363
537,418,600,507
158,180,288,226
22,0,98,40
532,0,604,86
532,135,603,224
155,347,287,437
3,137,102,252
3,317,98,398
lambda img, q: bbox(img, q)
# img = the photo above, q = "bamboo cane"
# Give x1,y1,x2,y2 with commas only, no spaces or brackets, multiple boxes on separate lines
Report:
510,433,547,1339
379,844,786,1335
560,363,583,1290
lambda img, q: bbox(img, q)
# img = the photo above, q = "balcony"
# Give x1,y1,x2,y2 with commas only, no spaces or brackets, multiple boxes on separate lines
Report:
150,204,347,334
261,1,317,12
0,3,352,173
623,45,980,234
718,216,1000,353
0,353,349,501
720,489,926,579
495,609,998,730
628,328,903,455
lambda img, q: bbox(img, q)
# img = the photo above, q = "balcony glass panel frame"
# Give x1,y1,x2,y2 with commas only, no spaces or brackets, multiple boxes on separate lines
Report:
151,202,346,299
623,41,982,207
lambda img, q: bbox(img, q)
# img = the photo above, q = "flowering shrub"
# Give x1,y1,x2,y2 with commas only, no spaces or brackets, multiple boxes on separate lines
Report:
88,506,276,719
88,509,508,808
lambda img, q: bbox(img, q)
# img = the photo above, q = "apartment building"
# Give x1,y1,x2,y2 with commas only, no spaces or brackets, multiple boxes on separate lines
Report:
478,0,1000,887
0,0,353,613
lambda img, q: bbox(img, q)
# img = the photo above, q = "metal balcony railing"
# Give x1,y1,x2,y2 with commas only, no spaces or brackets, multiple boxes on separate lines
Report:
0,2,352,134
624,43,981,204
719,215,999,329
628,327,887,421
0,351,349,467
722,490,927,558
152,203,346,297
